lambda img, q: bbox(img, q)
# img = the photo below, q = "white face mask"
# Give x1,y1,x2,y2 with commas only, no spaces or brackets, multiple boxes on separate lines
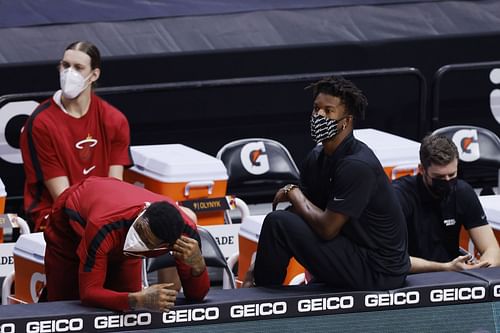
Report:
59,67,92,99
123,209,149,254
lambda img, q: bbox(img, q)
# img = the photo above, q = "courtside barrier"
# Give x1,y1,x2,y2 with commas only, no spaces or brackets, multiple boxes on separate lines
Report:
0,268,499,332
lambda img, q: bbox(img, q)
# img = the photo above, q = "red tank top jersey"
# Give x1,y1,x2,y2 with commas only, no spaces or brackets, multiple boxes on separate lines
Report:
20,93,132,231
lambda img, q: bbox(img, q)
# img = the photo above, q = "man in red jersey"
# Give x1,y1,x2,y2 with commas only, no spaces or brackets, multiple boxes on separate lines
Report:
44,177,209,312
20,41,132,232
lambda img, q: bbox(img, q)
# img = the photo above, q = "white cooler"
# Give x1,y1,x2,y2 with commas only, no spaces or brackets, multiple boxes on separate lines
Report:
479,195,500,243
460,195,500,254
124,144,228,225
354,128,420,180
11,232,46,304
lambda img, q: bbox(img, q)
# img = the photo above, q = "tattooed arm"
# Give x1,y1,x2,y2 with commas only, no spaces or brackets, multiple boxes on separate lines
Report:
128,283,178,312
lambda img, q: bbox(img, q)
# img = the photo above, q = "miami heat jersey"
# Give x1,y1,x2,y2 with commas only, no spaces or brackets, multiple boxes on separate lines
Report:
20,92,132,230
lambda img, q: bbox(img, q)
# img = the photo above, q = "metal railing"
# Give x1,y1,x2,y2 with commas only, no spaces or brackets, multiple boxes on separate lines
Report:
432,60,500,129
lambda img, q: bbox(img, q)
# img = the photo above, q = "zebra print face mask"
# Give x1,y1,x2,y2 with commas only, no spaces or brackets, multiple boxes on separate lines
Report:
310,114,346,143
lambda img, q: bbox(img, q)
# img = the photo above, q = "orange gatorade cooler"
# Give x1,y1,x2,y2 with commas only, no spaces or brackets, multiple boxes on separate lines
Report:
11,232,46,304
460,195,500,254
354,128,420,180
238,214,305,287
124,144,228,225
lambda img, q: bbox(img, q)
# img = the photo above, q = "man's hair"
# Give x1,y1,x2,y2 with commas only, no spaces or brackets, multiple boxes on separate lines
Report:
65,41,101,70
306,76,368,119
419,134,459,169
143,201,185,244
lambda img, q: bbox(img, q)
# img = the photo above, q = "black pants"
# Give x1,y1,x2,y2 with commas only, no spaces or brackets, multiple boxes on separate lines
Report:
253,210,405,290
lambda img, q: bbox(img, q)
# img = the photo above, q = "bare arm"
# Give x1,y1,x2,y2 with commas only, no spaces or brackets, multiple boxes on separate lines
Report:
409,255,488,273
273,186,349,241
108,165,124,180
45,176,70,200
469,225,500,267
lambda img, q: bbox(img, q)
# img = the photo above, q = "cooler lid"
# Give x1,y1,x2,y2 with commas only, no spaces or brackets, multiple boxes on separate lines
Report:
130,144,228,182
239,214,266,242
354,128,420,167
479,195,500,227
13,232,46,261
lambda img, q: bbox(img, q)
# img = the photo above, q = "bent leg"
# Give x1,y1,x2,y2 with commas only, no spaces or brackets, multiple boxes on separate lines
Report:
253,210,387,290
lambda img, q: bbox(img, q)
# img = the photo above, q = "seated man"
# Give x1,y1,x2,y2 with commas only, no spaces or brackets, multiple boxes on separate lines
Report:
392,134,500,272
245,76,410,290
44,176,209,312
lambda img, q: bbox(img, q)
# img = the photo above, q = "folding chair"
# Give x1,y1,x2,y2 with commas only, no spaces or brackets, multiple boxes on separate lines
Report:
216,138,300,204
432,125,500,194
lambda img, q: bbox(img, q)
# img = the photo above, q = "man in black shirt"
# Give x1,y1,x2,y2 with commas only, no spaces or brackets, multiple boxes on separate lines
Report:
393,134,500,272
245,76,410,290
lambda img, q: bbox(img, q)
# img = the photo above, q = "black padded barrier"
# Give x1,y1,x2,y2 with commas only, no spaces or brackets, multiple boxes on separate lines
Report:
461,267,500,302
0,269,499,332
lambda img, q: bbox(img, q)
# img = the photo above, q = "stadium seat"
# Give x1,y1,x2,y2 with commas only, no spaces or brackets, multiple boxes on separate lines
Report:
432,125,500,194
147,226,236,289
216,138,300,204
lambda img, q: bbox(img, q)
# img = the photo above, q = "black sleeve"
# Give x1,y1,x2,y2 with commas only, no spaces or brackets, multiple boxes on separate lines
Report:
392,178,413,220
457,182,488,230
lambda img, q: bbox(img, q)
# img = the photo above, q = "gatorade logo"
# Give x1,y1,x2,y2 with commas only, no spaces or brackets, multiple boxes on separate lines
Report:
0,101,38,164
452,129,480,162
240,141,270,175
30,272,46,302
489,68,500,124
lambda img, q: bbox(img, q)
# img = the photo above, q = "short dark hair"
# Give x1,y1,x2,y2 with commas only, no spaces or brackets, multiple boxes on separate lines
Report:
306,76,368,119
143,201,184,244
65,41,101,70
419,134,459,169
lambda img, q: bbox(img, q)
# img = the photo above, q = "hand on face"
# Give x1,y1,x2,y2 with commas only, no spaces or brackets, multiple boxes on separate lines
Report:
172,236,206,276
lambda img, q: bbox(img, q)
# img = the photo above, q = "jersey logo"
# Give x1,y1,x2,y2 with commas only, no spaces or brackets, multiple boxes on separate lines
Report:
83,165,96,175
240,141,270,175
443,218,456,226
452,129,480,162
333,197,345,201
75,134,98,162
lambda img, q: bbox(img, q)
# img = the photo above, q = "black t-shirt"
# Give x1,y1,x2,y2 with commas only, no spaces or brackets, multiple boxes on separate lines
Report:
392,174,488,262
300,133,410,276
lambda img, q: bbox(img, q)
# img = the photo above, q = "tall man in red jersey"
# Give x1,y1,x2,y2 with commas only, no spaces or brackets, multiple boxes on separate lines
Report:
44,177,209,312
20,41,132,231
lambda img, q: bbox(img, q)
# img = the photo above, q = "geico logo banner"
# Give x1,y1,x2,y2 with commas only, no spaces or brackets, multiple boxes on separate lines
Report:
26,318,83,333
297,296,354,312
365,291,420,307
430,287,485,302
490,68,500,124
0,323,15,333
452,129,480,162
163,307,219,323
240,141,270,175
494,285,500,298
230,301,287,318
0,101,38,164
94,313,151,329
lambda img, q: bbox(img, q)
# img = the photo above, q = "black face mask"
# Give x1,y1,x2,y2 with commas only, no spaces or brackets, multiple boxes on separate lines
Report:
428,177,457,199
